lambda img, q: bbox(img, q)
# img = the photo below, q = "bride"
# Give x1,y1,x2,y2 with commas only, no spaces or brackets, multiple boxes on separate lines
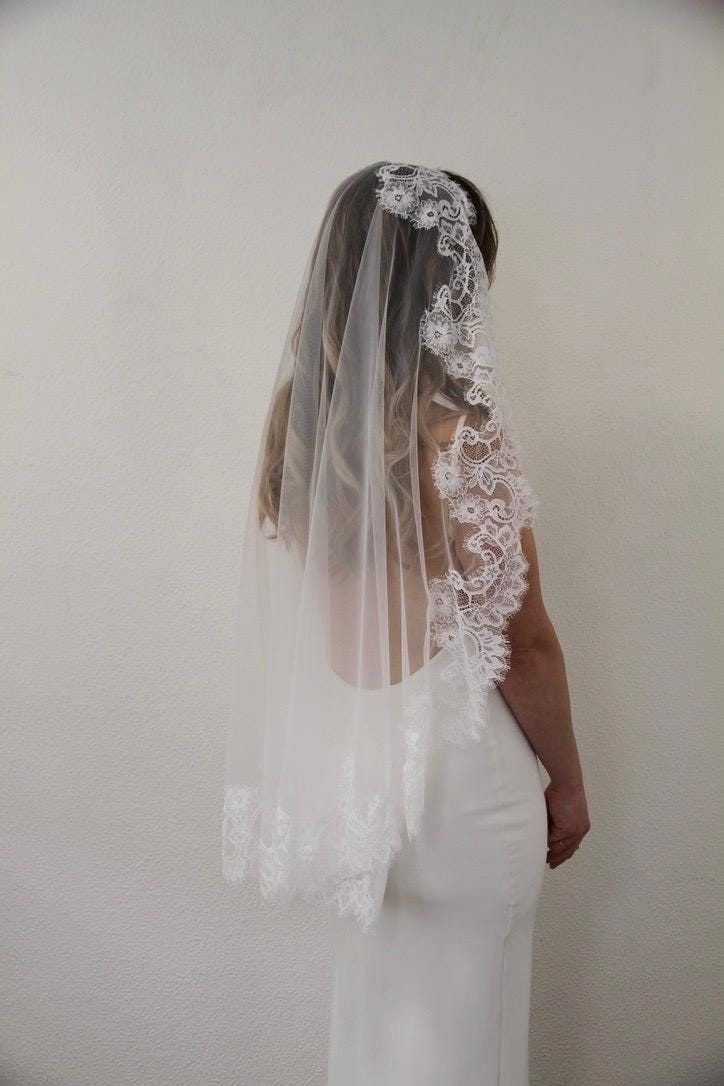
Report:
223,161,590,1084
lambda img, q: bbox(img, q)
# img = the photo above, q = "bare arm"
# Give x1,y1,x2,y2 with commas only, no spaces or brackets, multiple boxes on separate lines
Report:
499,527,591,867
428,413,591,868
499,527,582,786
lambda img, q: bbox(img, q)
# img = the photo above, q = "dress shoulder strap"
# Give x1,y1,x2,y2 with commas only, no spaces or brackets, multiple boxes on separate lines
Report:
453,412,467,440
431,389,468,441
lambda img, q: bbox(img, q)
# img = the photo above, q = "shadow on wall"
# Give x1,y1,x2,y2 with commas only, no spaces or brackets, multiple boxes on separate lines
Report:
527,392,722,1084
529,409,628,1083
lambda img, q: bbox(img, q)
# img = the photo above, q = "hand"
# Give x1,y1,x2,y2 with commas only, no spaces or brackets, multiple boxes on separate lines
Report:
545,779,590,869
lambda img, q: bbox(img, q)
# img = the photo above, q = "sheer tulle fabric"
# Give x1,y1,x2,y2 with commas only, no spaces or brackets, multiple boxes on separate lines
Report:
223,162,538,928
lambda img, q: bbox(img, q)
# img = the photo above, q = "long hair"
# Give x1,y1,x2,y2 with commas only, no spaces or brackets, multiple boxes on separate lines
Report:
258,163,499,564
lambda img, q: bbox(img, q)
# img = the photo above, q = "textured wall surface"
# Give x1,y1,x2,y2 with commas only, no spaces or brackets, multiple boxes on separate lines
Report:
2,1,722,1084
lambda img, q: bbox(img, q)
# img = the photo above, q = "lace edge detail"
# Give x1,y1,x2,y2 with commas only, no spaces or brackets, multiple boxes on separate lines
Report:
223,759,403,931
375,163,540,723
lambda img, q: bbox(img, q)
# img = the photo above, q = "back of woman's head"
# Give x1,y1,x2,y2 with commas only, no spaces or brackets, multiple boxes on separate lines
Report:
259,162,498,559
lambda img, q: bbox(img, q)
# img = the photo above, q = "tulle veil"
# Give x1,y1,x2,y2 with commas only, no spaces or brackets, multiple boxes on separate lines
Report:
223,161,538,928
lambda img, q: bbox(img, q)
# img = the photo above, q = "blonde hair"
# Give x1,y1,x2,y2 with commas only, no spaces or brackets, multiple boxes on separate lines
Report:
258,165,497,566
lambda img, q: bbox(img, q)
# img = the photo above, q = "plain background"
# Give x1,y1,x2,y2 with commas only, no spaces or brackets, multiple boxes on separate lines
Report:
2,1,723,1084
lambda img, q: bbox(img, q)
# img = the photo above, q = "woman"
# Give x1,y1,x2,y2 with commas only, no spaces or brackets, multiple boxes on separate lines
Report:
224,161,590,1084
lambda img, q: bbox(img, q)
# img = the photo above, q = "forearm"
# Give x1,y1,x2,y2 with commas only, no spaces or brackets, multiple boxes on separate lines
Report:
498,636,583,787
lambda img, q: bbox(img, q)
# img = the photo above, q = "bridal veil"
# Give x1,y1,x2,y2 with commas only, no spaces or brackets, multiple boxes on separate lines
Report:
223,161,538,928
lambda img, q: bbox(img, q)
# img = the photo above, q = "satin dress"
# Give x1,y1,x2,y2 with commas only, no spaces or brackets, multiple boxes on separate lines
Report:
327,646,548,1086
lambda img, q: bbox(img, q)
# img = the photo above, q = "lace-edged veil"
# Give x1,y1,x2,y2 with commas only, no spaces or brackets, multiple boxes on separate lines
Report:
223,161,538,928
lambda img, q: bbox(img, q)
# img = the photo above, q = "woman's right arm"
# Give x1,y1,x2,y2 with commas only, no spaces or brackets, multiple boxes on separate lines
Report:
498,527,591,869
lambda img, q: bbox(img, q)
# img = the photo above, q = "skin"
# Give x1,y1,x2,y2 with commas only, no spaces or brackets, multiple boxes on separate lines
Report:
424,409,590,868
499,527,591,868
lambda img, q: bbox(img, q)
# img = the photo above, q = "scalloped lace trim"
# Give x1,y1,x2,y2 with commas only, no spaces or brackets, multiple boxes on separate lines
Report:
224,751,401,929
223,163,538,929
375,162,538,712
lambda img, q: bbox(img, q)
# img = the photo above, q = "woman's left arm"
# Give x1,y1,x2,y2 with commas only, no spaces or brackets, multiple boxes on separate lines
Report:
499,528,591,868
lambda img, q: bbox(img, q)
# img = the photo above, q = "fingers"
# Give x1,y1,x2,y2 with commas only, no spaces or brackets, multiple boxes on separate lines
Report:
548,849,576,868
546,836,581,868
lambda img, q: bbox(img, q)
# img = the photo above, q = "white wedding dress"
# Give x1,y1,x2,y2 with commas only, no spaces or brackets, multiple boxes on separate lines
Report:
327,645,548,1086
222,163,547,1083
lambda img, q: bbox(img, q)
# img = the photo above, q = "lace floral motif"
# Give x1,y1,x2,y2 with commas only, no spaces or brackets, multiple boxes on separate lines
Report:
222,785,260,883
375,163,539,725
223,751,401,929
401,688,433,838
223,163,538,930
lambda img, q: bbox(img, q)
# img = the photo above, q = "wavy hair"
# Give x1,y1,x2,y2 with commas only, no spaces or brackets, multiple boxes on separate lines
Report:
258,164,498,566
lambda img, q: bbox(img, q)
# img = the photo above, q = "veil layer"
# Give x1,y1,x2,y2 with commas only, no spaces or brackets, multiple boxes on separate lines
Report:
223,162,539,928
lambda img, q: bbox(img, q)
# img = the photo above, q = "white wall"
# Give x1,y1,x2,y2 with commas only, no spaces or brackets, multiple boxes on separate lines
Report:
2,1,722,1083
